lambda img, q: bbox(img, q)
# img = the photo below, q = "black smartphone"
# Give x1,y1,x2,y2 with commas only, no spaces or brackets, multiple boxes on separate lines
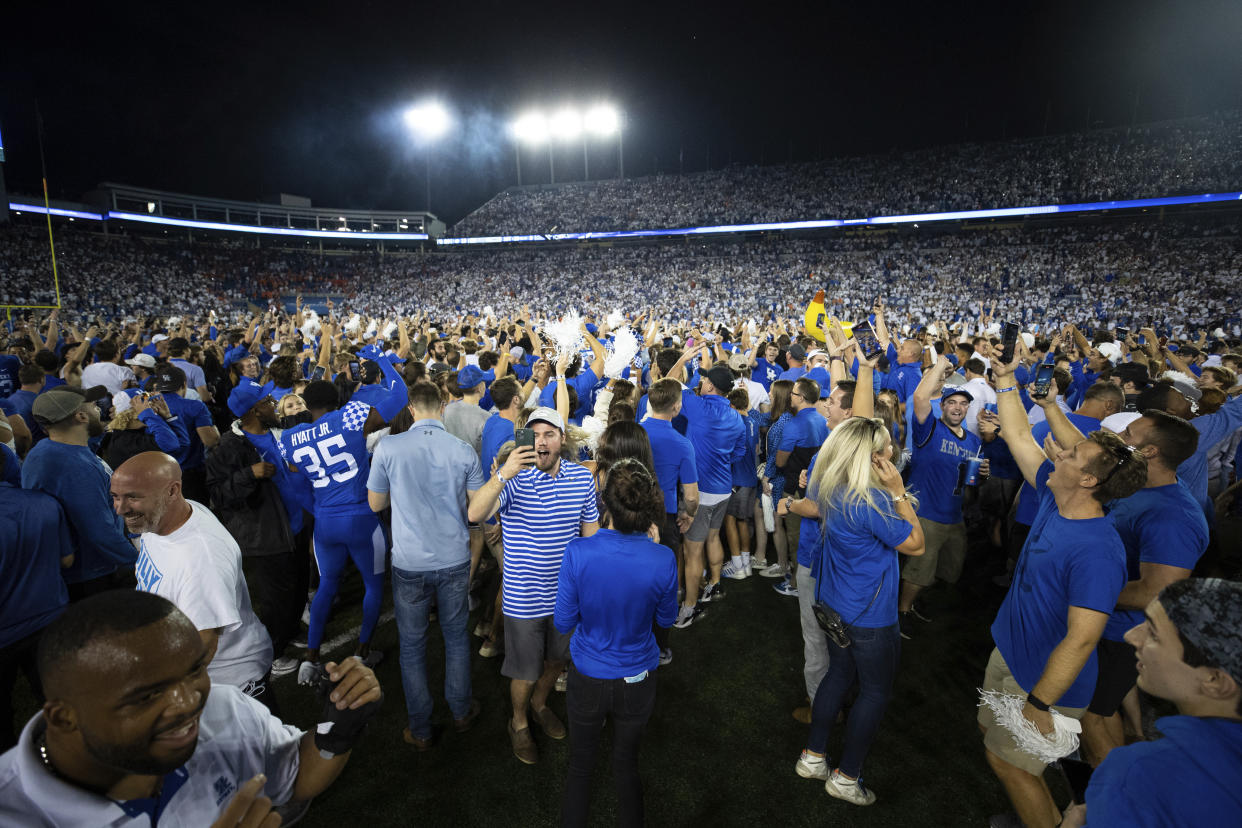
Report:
348,361,361,382
1060,757,1094,805
999,322,1021,365
1031,363,1056,399
514,428,536,464
851,321,883,359
310,365,326,382
1116,326,1129,340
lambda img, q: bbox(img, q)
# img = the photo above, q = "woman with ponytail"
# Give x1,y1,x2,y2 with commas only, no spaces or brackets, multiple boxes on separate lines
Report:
554,458,679,828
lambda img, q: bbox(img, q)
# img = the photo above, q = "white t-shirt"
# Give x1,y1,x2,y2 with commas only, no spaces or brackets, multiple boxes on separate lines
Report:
135,502,273,686
80,361,137,395
0,685,302,826
737,378,770,411
962,376,997,437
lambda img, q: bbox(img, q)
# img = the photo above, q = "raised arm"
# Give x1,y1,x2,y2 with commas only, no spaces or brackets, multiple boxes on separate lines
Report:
853,345,877,420
911,354,950,425
580,323,606,379
992,346,1052,487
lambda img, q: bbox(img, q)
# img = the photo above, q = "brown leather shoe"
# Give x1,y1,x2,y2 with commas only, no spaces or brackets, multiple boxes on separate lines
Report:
454,699,482,733
402,727,436,751
792,705,812,724
530,705,566,740
509,721,538,764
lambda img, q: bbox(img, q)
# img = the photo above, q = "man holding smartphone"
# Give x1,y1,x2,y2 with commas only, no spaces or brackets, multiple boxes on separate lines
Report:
467,407,599,765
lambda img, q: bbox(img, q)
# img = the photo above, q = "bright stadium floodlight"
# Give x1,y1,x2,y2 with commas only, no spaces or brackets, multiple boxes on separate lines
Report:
403,100,451,141
513,112,549,144
549,108,582,141
584,104,619,136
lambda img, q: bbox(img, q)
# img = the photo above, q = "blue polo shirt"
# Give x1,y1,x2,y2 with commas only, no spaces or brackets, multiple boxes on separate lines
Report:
1102,482,1208,642
641,417,697,514
0,483,71,648
554,529,679,679
909,413,983,525
497,462,600,618
990,462,1126,708
731,411,761,487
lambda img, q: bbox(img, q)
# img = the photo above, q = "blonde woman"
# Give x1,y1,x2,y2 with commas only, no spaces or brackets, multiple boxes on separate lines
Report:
792,416,924,806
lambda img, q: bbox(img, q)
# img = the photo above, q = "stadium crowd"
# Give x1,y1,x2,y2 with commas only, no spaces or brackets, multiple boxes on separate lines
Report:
2,116,1242,823
452,111,1242,236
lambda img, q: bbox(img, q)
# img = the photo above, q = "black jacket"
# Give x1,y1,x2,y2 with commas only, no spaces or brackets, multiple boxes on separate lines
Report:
205,425,297,557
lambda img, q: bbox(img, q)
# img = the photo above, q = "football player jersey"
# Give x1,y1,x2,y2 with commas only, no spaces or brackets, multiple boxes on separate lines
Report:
279,400,373,516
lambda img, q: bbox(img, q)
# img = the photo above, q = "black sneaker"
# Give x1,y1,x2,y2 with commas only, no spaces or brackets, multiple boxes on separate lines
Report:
898,612,915,640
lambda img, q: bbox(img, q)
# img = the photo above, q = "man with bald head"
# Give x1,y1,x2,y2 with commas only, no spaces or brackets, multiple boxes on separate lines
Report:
111,452,276,712
0,590,381,825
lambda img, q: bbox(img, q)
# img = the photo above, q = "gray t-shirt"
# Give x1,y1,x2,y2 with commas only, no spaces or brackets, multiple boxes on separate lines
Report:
443,399,490,458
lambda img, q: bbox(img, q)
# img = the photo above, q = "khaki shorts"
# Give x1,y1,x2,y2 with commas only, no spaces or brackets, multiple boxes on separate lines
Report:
977,647,1087,776
902,518,966,587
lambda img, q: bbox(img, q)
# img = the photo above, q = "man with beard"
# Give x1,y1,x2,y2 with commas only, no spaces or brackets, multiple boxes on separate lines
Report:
21,387,138,601
112,453,275,712
898,355,985,639
206,381,312,679
467,407,599,765
0,590,380,825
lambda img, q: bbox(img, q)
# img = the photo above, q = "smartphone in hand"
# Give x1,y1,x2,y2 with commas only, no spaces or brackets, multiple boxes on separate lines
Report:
515,428,536,464
1031,363,1056,399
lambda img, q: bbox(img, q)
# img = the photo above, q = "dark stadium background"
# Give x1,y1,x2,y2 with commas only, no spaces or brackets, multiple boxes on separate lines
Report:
1,0,1240,225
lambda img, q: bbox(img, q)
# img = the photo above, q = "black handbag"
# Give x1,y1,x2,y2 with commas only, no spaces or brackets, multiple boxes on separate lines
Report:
812,572,885,649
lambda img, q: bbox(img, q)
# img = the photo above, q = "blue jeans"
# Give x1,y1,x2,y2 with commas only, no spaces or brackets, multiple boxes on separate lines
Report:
806,621,901,779
392,561,472,739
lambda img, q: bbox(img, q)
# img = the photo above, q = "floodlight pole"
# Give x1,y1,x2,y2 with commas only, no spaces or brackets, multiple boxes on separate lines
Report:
618,114,625,180
548,145,555,184
425,153,432,212
515,144,522,187
583,136,589,181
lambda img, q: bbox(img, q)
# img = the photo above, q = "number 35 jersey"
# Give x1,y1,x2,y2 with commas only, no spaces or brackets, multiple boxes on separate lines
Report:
279,400,373,517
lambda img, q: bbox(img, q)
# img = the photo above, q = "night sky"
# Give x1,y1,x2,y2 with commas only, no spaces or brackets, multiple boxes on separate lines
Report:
2,0,1240,225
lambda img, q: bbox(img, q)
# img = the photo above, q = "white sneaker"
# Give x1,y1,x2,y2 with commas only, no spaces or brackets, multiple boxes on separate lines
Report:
795,751,830,780
825,771,876,806
297,660,327,687
270,656,299,677
723,562,749,581
758,563,787,578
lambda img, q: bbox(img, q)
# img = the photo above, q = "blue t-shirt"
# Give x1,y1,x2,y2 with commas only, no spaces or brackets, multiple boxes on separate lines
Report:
1101,482,1208,641
480,413,516,482
1013,413,1102,525
751,358,780,390
990,463,1126,708
679,390,747,497
641,418,697,514
554,529,679,679
982,432,1021,480
795,451,823,569
637,394,688,435
0,355,21,398
816,489,913,629
1085,716,1242,827
21,440,137,584
731,410,761,487
278,401,373,517
0,483,71,649
162,394,214,469
538,367,600,421
909,413,983,524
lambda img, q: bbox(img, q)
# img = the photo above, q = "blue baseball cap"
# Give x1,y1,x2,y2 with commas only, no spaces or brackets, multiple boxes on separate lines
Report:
228,379,277,418
457,365,485,390
941,387,973,404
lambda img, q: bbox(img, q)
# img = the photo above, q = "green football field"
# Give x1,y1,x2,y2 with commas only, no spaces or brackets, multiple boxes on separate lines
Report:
265,545,1071,827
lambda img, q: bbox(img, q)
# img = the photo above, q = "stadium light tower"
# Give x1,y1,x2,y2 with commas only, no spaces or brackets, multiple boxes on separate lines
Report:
511,104,624,186
403,100,452,213
584,104,623,180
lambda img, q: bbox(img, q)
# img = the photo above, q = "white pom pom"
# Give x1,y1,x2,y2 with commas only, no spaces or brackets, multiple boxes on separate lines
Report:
344,313,363,335
606,309,626,330
977,689,1080,765
544,309,585,359
604,327,641,379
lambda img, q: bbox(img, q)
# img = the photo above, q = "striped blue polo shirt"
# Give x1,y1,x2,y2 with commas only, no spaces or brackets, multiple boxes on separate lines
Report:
497,461,600,619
